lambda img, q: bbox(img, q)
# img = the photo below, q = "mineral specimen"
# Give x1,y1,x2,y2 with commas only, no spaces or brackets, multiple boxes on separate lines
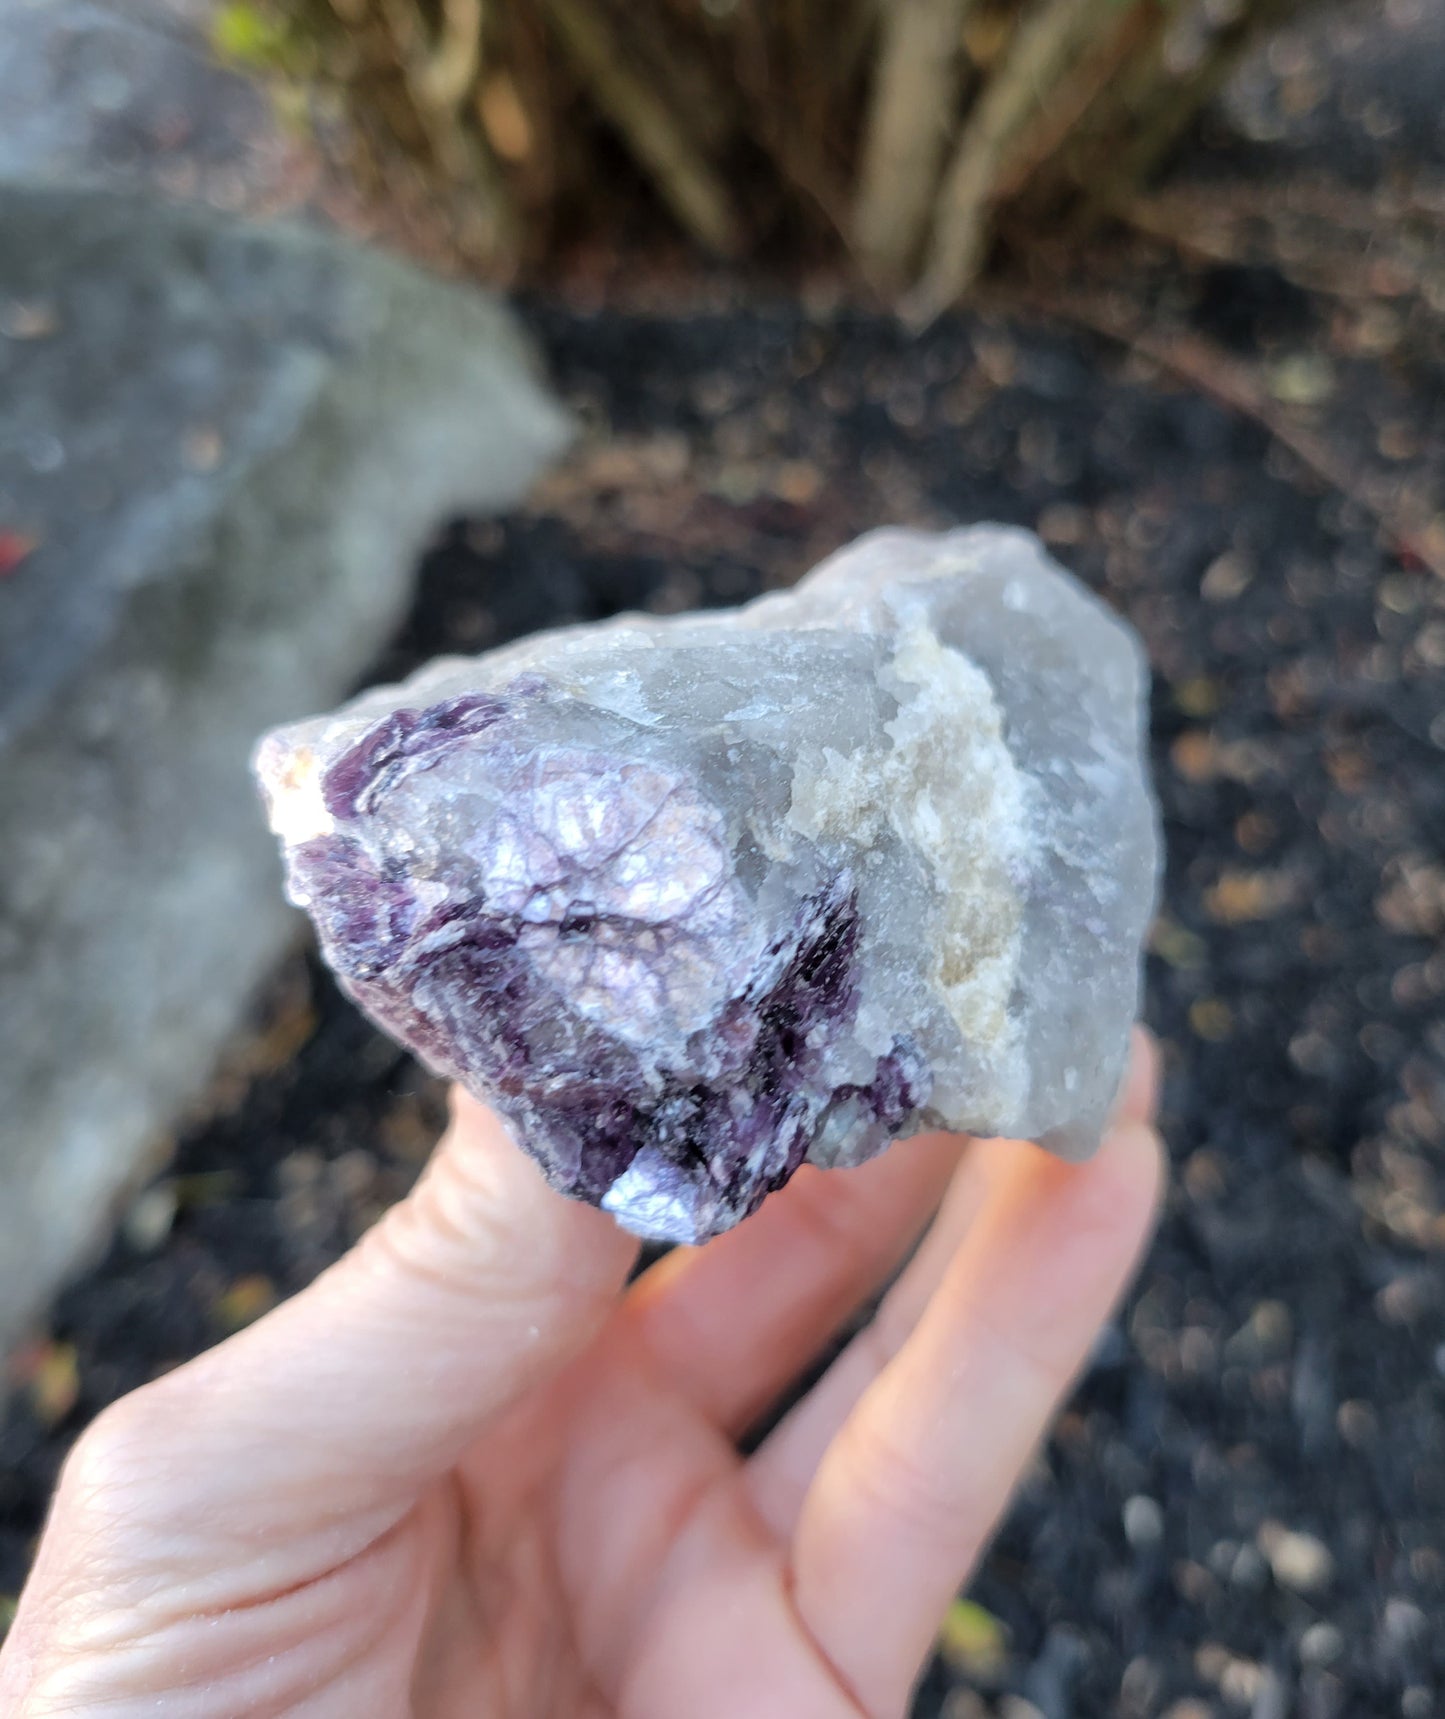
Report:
255,526,1159,1243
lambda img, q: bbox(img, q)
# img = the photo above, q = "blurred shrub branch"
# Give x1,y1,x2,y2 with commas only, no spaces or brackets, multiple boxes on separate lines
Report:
246,0,1323,305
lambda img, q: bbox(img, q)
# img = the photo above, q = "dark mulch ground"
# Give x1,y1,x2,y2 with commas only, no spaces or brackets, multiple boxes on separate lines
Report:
4,282,1444,1715
5,5,1445,1709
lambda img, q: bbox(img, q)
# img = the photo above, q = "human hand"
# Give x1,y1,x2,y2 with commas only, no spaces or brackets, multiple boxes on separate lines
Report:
1,1035,1162,1719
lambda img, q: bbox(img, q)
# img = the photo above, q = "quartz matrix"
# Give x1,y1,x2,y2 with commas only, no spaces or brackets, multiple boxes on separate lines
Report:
256,527,1160,1242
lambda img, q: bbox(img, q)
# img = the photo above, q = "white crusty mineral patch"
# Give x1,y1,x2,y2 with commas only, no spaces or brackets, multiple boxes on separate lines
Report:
788,617,1028,1123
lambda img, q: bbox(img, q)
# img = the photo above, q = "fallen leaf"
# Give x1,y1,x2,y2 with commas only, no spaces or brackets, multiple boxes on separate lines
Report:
173,1169,243,1208
1150,916,1207,970
937,1598,1009,1681
1171,730,1219,783
1266,353,1335,406
1204,869,1299,924
1189,998,1234,1042
18,1341,81,1426
1200,551,1252,602
211,1,290,68
1174,676,1220,718
0,531,38,577
215,1275,278,1331
771,460,821,505
479,73,534,164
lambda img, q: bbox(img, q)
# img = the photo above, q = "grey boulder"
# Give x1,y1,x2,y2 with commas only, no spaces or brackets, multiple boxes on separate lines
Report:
0,183,570,1366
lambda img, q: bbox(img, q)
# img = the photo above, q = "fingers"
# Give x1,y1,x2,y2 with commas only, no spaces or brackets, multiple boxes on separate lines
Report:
747,1028,1162,1527
65,1089,638,1566
621,1131,965,1437
785,1117,1164,1718
1116,1024,1161,1129
744,1144,996,1530
547,1345,865,1719
619,1030,1158,1444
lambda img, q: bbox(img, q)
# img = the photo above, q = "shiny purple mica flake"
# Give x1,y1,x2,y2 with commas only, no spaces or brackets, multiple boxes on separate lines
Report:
256,527,1159,1241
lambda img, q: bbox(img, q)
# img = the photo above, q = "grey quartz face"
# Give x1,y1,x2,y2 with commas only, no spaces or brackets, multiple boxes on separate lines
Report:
256,525,1161,1243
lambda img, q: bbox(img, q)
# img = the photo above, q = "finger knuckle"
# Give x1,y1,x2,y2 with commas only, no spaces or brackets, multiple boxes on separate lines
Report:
786,1170,880,1259
59,1388,168,1522
846,1418,963,1543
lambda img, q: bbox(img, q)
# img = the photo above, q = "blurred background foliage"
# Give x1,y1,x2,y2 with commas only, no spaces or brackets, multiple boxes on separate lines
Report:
217,0,1321,310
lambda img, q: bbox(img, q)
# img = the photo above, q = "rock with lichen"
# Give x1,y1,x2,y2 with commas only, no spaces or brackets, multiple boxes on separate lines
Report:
256,526,1160,1243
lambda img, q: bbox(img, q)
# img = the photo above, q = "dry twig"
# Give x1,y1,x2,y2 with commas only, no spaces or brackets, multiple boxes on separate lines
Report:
852,0,975,284
1018,285,1445,580
1115,184,1445,313
293,0,1338,301
542,0,743,256
417,0,484,110
907,0,1113,324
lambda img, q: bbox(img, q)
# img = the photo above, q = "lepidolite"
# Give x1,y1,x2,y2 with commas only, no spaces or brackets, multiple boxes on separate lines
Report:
255,527,1159,1242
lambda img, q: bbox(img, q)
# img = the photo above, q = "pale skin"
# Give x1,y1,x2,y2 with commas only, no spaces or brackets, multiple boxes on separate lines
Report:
1,1033,1162,1719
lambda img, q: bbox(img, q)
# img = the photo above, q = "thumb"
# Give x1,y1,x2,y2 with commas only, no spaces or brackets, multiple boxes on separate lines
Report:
62,1089,638,1551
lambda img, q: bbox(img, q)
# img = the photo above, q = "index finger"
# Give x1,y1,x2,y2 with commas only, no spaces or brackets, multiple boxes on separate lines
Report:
787,1115,1164,1717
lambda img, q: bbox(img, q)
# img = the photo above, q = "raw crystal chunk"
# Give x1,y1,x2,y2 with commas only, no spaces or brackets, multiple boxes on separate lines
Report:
255,527,1160,1242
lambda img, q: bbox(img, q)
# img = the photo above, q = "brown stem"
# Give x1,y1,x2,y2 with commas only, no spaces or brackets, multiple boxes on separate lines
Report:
539,0,745,256
417,0,484,111
906,0,1116,323
851,0,976,283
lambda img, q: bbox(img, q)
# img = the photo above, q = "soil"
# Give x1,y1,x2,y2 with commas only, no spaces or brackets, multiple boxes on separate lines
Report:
3,4,1444,1713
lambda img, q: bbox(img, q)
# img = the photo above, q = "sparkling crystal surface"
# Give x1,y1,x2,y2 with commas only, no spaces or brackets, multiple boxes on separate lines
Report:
255,527,1160,1241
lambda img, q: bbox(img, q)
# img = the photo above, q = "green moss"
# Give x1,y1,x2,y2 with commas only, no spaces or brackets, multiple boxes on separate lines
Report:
210,2,294,73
